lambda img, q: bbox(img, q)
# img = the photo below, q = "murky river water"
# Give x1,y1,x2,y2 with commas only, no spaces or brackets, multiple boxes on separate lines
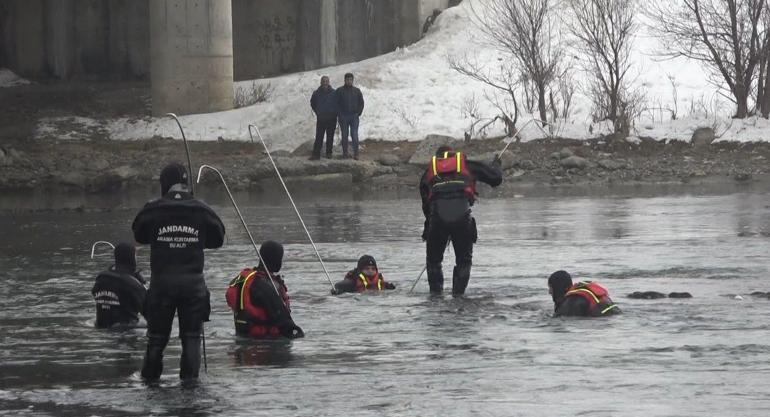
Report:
1,185,769,416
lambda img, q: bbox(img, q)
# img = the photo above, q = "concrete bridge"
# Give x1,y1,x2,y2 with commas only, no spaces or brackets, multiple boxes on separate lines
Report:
0,0,457,115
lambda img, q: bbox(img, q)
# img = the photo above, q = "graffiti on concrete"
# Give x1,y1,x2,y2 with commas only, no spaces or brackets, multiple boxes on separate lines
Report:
255,14,296,72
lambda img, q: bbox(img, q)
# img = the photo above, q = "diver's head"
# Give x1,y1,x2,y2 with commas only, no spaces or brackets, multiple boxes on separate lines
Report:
548,270,573,304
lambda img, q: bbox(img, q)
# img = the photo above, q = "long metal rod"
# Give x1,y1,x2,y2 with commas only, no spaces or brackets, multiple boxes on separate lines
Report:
196,164,281,297
248,124,336,291
166,113,195,195
409,240,451,294
90,241,115,259
499,118,552,156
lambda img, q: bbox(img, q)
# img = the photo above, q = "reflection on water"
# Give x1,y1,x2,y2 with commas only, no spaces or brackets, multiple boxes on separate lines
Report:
1,186,769,416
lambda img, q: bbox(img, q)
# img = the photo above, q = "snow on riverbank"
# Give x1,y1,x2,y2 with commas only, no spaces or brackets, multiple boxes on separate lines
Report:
0,68,30,88
34,0,770,149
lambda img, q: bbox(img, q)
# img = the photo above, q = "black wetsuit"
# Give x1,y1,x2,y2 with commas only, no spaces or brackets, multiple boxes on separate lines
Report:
554,295,621,317
419,159,502,294
132,184,225,381
92,266,146,328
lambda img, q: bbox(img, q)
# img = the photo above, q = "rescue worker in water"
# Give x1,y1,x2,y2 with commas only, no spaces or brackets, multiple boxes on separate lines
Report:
132,163,226,382
226,241,304,339
548,270,621,317
92,242,147,328
419,146,503,295
332,255,396,294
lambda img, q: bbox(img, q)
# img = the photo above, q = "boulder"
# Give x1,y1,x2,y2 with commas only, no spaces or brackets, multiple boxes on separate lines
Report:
691,127,715,147
407,134,457,165
627,291,667,300
519,159,536,170
0,148,8,166
58,172,88,188
668,292,693,299
597,159,625,171
92,158,110,171
292,139,315,156
90,165,141,192
558,147,574,159
377,154,402,166
559,156,589,169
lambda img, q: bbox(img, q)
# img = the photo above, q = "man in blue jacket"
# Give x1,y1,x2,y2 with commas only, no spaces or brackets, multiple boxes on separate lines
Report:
336,73,365,159
310,76,337,160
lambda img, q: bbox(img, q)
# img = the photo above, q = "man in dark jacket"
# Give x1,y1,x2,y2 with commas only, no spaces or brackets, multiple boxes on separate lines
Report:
132,163,226,382
336,73,365,159
548,270,621,317
419,146,502,295
310,76,337,160
92,242,146,328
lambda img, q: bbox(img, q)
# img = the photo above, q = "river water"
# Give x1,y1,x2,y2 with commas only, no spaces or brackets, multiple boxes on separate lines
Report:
1,185,769,417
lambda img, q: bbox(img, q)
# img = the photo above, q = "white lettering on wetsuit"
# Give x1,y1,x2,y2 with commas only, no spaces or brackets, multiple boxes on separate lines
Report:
156,225,200,249
94,291,120,309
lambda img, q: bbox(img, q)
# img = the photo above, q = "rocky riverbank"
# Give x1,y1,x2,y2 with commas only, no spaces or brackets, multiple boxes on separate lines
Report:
1,134,769,196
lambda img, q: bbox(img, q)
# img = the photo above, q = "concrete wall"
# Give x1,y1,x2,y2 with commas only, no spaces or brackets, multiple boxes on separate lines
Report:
1,0,457,81
150,0,234,116
0,0,149,79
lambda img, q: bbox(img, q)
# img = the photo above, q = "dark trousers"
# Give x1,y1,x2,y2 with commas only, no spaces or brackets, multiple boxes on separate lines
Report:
339,115,360,156
142,281,210,381
425,214,477,294
312,117,336,157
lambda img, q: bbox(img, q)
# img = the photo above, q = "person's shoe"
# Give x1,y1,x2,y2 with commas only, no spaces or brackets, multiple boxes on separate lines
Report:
353,154,359,160
325,152,332,159
342,153,350,159
308,155,320,161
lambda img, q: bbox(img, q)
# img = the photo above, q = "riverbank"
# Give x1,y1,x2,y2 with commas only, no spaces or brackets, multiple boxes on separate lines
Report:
2,134,768,198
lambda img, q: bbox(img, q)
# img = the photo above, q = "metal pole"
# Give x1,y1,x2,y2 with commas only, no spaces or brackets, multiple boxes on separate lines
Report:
196,164,282,297
90,241,115,259
248,124,336,291
166,113,195,195
499,118,552,156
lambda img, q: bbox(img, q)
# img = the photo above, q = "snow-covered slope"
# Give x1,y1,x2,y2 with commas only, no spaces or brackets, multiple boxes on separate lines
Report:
37,0,770,149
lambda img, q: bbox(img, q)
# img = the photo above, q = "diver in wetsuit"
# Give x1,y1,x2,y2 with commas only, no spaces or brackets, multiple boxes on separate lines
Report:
548,270,621,317
132,163,226,382
92,242,146,328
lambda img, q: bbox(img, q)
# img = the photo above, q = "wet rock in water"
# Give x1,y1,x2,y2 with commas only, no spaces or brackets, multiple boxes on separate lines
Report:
350,161,392,182
559,156,589,169
58,172,88,188
90,165,141,192
628,291,667,299
734,172,751,182
408,134,458,165
377,154,401,166
0,148,8,166
668,292,693,298
691,127,715,147
749,291,770,298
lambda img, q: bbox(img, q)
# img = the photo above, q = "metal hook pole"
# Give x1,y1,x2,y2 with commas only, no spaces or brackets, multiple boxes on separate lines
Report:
196,164,281,297
90,241,115,259
166,113,195,195
248,124,336,291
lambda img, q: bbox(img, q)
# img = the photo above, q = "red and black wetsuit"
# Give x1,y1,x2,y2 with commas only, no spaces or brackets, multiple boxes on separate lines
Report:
226,267,303,339
419,152,502,294
555,281,621,317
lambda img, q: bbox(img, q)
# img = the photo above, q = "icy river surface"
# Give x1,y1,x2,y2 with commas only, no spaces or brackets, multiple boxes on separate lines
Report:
1,185,769,416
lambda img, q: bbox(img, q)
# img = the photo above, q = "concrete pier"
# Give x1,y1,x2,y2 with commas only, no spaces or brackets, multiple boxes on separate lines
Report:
149,0,233,116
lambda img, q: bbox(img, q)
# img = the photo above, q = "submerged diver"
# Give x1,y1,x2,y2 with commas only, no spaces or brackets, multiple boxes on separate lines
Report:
548,270,621,317
419,146,503,295
132,163,226,382
226,241,304,339
92,242,147,328
332,255,396,294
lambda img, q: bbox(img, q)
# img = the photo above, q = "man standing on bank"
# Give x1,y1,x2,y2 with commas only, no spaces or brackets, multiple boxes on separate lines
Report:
309,75,337,160
336,73,365,159
419,146,502,295
132,163,226,382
